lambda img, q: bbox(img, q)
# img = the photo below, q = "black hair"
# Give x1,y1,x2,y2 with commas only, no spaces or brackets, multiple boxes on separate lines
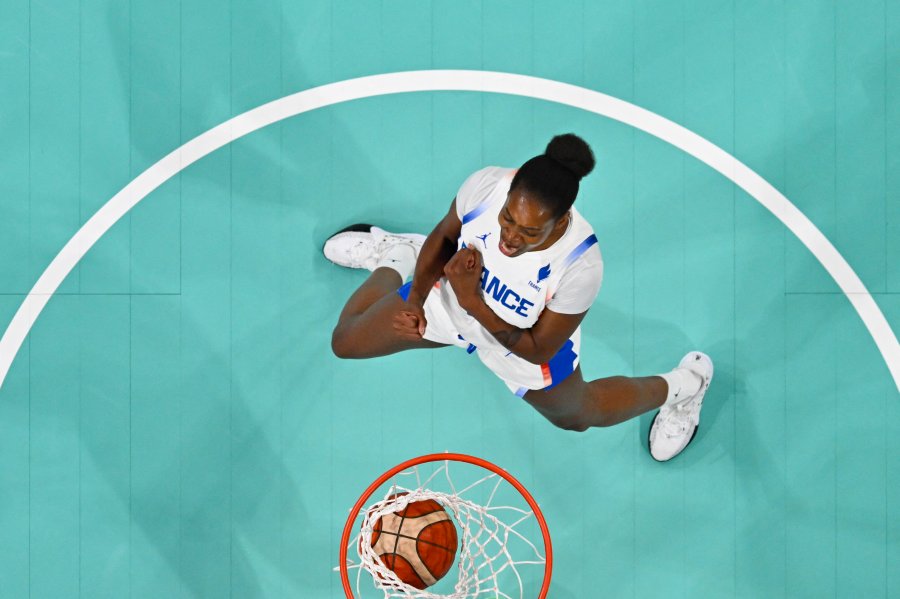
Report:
509,133,596,219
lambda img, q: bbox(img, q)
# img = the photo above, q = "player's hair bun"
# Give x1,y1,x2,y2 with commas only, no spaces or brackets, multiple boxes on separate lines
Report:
510,133,596,219
545,133,595,180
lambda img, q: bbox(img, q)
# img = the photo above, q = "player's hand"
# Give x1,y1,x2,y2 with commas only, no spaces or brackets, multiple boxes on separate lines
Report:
443,247,483,310
393,302,427,339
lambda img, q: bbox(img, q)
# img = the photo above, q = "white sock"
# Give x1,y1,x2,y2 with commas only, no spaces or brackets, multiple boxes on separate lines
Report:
375,242,417,282
659,368,703,406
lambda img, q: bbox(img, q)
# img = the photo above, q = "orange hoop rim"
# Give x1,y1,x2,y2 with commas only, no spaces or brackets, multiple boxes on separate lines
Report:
339,452,553,598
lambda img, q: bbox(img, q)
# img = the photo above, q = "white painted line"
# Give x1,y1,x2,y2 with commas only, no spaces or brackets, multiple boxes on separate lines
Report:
1,70,898,392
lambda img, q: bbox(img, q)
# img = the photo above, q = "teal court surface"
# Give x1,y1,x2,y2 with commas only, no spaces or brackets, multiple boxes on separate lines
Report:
1,1,899,597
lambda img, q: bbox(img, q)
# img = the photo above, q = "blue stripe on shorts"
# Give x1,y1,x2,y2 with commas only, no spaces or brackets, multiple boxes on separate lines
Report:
545,339,578,390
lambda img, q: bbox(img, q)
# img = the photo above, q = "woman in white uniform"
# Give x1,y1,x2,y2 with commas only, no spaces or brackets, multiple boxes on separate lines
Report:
325,134,713,462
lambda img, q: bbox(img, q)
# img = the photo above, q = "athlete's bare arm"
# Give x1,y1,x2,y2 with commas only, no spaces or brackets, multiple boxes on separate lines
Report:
394,199,462,337
407,199,461,304
443,247,586,364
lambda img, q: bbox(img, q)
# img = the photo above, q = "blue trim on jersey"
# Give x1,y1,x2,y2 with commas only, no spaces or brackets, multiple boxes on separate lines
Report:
545,339,577,390
515,387,529,398
561,234,598,269
453,335,478,354
461,200,491,224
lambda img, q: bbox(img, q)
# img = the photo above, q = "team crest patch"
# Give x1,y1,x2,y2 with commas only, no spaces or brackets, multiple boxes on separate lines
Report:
537,263,551,283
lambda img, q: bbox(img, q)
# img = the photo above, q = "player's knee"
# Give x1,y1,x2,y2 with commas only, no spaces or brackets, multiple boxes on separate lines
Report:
551,416,589,432
567,421,590,432
330,326,356,359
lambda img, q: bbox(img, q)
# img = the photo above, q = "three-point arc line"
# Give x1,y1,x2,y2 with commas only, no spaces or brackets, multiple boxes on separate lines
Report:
0,70,897,393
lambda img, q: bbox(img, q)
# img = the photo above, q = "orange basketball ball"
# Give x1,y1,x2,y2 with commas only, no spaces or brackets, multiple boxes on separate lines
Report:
369,494,458,589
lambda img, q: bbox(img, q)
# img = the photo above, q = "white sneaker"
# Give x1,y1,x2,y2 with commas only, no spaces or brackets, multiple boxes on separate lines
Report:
322,224,425,271
648,351,714,462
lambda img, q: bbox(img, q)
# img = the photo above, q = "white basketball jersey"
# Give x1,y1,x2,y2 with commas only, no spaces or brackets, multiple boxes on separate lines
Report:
436,167,602,354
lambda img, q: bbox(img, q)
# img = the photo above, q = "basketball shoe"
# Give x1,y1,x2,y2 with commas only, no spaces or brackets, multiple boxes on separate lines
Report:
648,351,714,462
323,224,426,272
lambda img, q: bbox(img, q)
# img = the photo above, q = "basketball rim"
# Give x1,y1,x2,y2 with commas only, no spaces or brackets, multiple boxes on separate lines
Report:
339,452,553,598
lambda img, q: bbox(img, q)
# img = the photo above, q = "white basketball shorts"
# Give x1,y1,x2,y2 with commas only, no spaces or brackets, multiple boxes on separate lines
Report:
398,282,580,396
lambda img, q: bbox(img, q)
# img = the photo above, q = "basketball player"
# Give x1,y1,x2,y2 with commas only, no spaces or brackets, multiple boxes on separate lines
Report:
324,134,713,462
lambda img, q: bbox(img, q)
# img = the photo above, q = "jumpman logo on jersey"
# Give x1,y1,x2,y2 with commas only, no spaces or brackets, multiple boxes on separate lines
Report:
476,232,492,248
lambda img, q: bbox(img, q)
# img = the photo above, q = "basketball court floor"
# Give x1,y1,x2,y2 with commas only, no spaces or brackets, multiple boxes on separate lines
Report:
1,1,898,597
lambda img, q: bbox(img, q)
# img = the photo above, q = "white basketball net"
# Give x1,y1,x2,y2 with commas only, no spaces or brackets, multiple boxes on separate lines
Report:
341,460,547,598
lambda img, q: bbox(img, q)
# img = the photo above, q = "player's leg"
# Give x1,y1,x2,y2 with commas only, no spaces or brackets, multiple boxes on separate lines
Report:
521,367,668,431
326,224,446,358
331,266,446,358
522,353,714,461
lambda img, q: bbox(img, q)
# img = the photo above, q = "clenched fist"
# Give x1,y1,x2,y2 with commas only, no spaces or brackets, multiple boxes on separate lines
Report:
443,247,484,310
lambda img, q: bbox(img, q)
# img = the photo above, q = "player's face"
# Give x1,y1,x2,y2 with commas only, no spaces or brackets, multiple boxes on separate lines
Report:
497,189,568,257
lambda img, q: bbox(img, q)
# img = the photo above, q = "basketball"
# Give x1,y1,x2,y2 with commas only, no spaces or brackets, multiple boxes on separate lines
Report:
369,494,458,589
